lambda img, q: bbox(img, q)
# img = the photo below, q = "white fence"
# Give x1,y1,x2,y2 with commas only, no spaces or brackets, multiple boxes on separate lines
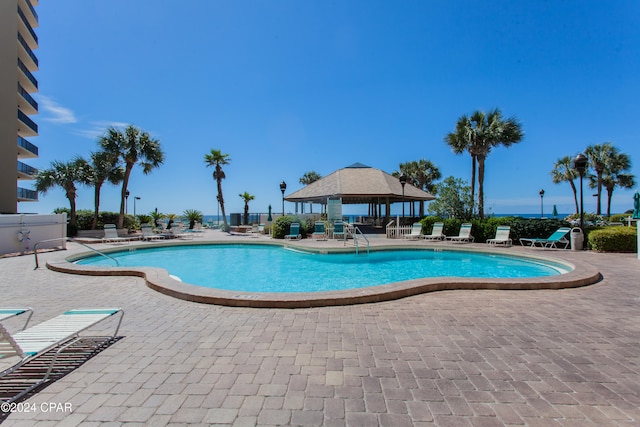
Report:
385,219,414,239
0,214,67,255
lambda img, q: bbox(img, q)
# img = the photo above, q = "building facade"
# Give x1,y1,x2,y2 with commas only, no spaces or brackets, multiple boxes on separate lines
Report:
0,0,39,214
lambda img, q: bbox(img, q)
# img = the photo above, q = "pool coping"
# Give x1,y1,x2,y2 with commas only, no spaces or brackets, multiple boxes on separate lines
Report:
47,240,603,308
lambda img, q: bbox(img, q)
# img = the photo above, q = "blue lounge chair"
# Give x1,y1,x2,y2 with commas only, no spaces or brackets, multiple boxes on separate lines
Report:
520,227,571,249
0,308,124,402
445,223,475,243
333,220,346,240
285,222,302,240
312,221,327,240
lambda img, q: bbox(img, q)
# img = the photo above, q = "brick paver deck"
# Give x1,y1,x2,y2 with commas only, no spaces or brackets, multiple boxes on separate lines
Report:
1,230,639,426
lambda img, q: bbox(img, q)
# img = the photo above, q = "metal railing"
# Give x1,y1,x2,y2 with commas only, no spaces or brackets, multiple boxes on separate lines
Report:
346,226,370,255
18,135,38,156
34,238,119,269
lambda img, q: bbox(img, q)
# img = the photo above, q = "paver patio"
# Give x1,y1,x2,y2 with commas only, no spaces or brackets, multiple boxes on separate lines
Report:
1,230,639,426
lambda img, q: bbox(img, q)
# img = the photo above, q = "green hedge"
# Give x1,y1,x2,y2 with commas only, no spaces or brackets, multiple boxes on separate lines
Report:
588,227,637,252
271,215,313,239
74,209,137,230
419,216,571,243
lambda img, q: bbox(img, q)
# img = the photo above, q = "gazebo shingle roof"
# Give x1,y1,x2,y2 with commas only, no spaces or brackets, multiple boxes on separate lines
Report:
285,163,435,205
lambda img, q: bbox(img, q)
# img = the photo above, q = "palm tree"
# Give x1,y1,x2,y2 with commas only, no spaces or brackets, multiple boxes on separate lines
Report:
205,149,231,231
471,109,524,219
394,159,441,217
34,158,88,230
585,142,616,216
85,151,124,229
99,125,164,229
239,192,255,224
588,150,635,218
150,210,165,228
299,171,322,213
445,114,476,216
551,156,580,214
183,209,204,229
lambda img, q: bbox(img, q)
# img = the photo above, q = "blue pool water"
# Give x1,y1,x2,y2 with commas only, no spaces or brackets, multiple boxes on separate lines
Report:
76,244,566,293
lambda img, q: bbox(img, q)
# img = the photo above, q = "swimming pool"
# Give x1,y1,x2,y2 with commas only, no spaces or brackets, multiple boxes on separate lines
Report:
76,244,568,293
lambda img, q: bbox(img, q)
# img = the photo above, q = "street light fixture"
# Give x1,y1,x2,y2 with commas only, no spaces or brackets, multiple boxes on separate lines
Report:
279,181,287,216
539,189,545,218
573,153,588,234
134,196,141,217
399,173,407,218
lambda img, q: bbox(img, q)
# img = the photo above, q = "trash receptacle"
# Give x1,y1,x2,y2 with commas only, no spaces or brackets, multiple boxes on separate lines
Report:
570,227,583,251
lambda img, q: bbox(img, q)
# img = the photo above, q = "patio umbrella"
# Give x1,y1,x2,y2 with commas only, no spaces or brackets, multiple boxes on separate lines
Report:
267,205,272,221
552,204,558,219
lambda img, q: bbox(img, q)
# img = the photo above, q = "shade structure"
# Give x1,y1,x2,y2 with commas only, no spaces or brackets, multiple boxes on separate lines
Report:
285,163,435,205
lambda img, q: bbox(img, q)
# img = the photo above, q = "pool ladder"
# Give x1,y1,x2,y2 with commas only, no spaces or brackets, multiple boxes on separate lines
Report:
33,237,119,269
345,226,370,255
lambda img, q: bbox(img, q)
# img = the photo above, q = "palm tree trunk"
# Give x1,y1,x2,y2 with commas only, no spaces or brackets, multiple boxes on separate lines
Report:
606,187,613,218
477,155,485,219
569,180,579,215
92,183,102,230
66,188,77,228
470,155,476,217
596,173,603,215
217,178,228,231
119,164,133,229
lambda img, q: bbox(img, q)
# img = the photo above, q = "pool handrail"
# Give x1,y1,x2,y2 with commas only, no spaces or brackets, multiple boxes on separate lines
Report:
34,238,119,269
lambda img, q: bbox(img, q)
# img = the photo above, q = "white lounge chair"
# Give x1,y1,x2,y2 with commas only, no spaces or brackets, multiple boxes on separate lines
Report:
140,223,166,241
0,308,33,331
487,226,512,246
422,222,445,241
404,223,424,240
445,223,475,243
102,224,134,244
0,308,124,402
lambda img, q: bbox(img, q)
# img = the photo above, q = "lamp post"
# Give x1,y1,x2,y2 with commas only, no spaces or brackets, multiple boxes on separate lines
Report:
573,153,588,234
134,196,141,217
279,181,287,216
399,173,407,218
539,189,545,218
124,190,130,215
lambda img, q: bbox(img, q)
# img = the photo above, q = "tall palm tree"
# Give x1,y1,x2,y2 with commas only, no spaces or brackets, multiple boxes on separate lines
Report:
445,109,523,218
589,150,635,218
551,156,580,214
299,171,322,185
85,151,124,229
470,109,524,219
299,171,322,213
239,192,255,224
394,159,441,217
34,158,87,230
205,149,231,231
585,142,615,216
99,125,164,228
445,114,476,216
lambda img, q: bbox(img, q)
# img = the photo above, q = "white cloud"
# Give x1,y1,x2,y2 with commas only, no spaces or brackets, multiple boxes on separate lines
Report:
73,121,130,140
37,95,77,124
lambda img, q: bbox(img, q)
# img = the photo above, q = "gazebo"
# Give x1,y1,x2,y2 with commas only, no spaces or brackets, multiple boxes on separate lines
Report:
284,163,435,224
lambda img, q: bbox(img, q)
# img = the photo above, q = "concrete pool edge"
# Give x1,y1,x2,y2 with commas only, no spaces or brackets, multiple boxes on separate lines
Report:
47,241,603,308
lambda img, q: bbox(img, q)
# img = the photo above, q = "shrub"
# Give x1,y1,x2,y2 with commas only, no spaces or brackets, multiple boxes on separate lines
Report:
271,215,312,239
588,227,637,252
74,211,137,230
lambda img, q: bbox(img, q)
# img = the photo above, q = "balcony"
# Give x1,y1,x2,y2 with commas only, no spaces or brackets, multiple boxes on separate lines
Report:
18,0,38,28
17,136,38,159
17,187,38,202
18,58,38,92
18,33,38,70
18,109,38,137
18,84,38,115
18,6,38,47
18,161,38,180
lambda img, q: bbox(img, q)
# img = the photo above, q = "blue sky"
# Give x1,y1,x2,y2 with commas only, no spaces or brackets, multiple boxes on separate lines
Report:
26,1,640,217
